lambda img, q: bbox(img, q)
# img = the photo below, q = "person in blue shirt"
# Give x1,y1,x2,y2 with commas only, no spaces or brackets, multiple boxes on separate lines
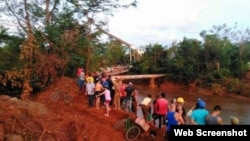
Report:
190,99,209,125
165,101,185,139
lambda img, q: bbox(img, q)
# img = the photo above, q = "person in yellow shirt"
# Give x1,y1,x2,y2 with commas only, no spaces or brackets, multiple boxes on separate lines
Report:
86,73,94,83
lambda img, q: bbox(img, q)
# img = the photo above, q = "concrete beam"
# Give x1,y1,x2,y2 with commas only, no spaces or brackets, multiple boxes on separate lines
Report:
111,74,165,80
111,74,165,88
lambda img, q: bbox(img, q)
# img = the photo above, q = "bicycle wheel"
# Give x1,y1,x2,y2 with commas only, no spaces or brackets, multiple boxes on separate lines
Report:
126,126,141,141
113,119,127,130
64,94,73,104
50,92,60,101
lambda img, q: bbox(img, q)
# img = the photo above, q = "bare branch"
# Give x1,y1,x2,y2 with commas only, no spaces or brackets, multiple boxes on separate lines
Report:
4,0,27,34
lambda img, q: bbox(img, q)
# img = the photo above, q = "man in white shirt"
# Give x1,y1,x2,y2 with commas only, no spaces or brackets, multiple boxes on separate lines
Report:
85,80,95,107
139,94,152,122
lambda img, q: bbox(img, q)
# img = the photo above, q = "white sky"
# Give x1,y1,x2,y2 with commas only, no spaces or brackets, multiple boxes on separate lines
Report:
1,0,250,48
104,0,250,47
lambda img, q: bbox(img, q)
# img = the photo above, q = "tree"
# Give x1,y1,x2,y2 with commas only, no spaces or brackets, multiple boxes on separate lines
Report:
140,44,165,73
169,38,202,84
105,40,126,66
0,0,137,98
201,23,250,78
0,27,23,70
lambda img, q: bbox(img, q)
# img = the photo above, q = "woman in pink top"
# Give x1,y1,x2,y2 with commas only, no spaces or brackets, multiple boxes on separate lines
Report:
96,85,111,116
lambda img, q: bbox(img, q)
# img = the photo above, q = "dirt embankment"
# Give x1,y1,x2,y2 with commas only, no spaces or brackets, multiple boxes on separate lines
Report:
1,76,249,141
0,77,163,141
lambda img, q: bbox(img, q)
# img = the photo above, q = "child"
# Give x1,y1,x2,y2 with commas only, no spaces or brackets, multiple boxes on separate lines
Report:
96,85,111,116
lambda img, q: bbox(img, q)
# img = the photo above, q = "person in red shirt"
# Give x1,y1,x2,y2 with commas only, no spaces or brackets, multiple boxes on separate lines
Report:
153,94,160,125
77,67,83,78
155,92,168,129
120,82,127,110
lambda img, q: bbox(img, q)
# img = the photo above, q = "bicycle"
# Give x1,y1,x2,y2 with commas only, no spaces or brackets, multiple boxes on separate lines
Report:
50,88,73,104
113,115,150,141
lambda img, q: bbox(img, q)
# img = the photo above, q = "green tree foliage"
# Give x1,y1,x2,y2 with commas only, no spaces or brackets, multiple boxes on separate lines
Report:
0,27,23,70
0,28,24,97
139,44,166,73
166,38,202,84
132,24,250,96
1,0,250,98
0,0,137,98
104,40,126,66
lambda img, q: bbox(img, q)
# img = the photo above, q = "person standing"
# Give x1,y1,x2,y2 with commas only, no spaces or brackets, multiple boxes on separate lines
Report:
152,94,160,125
101,76,109,106
112,77,121,109
132,89,139,114
176,97,186,124
165,102,185,139
95,79,103,109
106,75,114,105
124,82,135,113
78,68,85,92
76,67,83,82
186,98,201,117
85,80,95,107
206,105,223,125
96,85,111,117
155,92,168,129
93,71,100,84
190,99,209,125
120,82,127,110
86,73,94,83
139,94,152,122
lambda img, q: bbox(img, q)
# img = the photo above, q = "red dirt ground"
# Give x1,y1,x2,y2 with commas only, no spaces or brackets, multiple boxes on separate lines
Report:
0,76,166,141
0,76,249,141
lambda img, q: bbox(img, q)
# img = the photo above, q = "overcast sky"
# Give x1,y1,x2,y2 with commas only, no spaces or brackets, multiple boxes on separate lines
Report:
103,0,250,47
1,0,250,49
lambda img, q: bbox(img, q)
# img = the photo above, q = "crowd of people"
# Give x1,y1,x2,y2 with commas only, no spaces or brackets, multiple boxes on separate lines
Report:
76,67,141,117
139,93,241,139
76,67,240,140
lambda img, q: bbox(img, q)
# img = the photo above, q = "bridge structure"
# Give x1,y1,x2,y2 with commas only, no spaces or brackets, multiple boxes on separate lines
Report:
97,27,142,64
111,74,165,88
